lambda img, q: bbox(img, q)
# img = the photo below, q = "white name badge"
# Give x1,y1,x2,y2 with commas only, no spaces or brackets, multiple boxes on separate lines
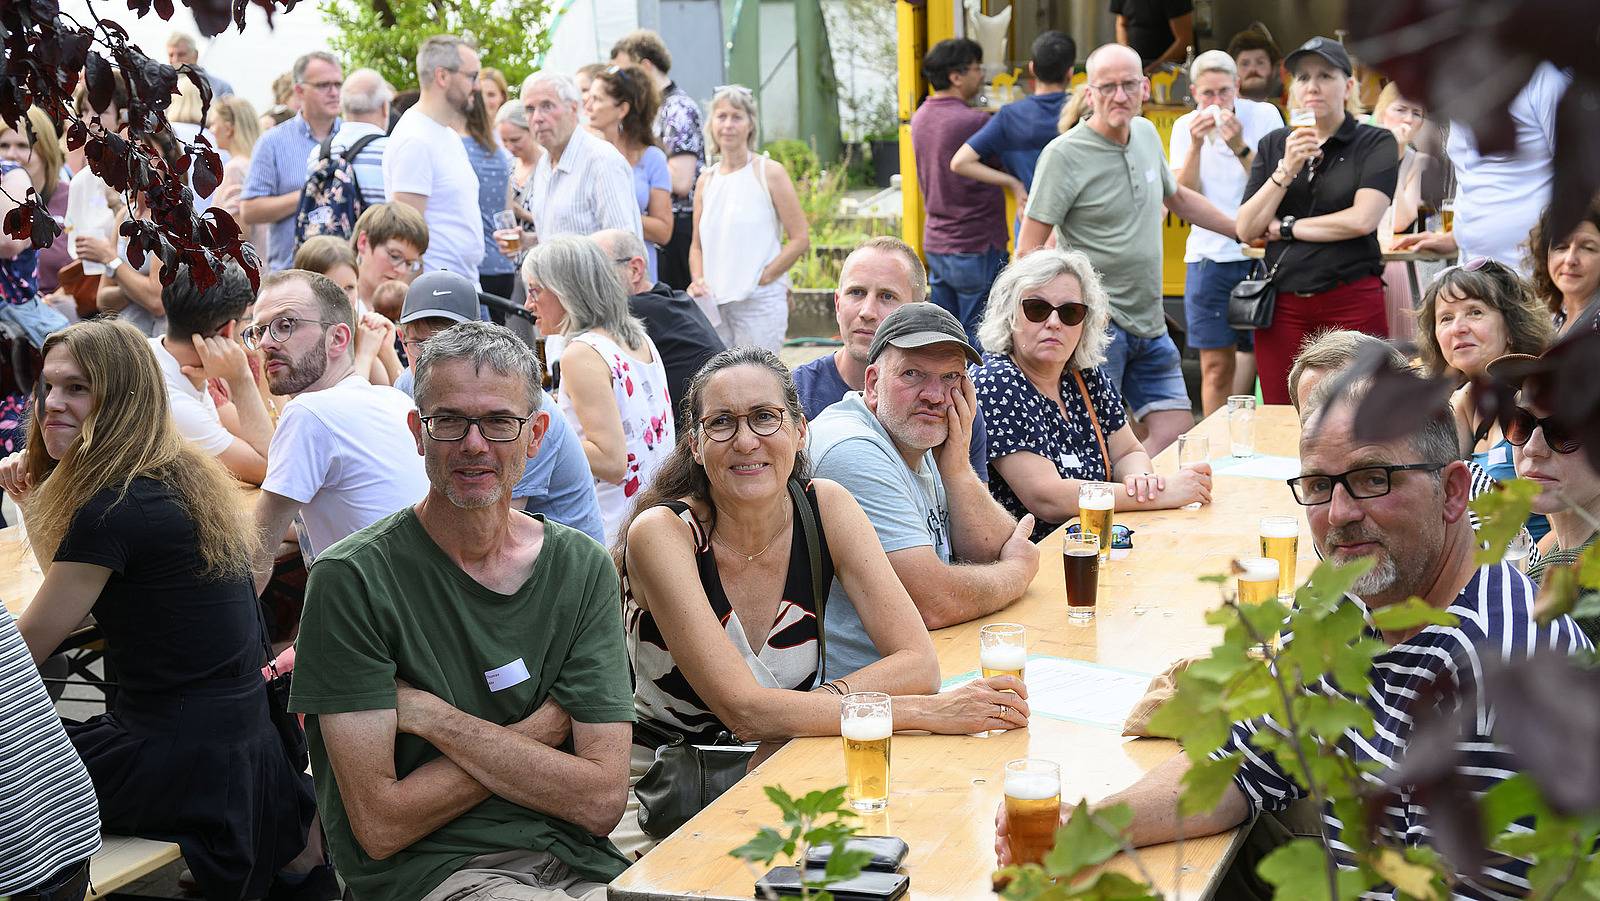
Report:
1060,452,1081,469
1145,167,1158,183
1489,444,1511,467
484,657,531,692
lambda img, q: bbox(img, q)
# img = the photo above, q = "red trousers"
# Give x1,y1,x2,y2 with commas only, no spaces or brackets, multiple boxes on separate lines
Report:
1255,275,1388,405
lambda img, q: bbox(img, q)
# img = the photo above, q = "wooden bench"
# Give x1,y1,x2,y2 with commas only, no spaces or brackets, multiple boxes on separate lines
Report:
88,834,181,899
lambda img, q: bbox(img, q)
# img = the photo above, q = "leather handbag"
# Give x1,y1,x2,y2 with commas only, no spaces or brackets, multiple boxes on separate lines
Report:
1227,258,1280,330
634,479,830,839
256,603,309,773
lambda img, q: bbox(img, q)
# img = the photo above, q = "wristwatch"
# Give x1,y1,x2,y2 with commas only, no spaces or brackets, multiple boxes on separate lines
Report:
104,257,123,278
1280,216,1297,241
1234,143,1250,158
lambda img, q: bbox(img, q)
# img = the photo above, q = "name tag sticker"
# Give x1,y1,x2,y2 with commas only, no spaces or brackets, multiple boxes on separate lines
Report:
1060,453,1081,469
1144,167,1158,183
1489,445,1511,467
484,657,531,692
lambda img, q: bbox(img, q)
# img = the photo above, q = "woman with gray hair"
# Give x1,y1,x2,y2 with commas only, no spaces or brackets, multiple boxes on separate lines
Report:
974,250,1211,540
523,235,675,542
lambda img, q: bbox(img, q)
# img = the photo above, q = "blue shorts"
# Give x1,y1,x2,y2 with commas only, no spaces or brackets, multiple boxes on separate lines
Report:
1183,259,1256,350
1100,321,1192,421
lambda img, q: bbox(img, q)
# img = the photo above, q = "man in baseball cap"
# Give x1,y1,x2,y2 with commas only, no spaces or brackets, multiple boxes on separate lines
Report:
809,303,1040,678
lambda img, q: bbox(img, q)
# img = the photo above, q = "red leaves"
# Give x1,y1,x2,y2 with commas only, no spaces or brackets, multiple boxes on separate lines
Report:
84,51,116,114
2,188,63,250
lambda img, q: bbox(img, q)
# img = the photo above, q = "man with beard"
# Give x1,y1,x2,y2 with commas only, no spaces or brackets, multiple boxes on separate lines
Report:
996,375,1590,899
384,35,483,281
808,304,1039,679
290,321,634,901
249,270,428,593
1227,29,1282,105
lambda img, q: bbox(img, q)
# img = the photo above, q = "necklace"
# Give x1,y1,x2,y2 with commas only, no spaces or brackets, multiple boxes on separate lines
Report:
712,505,792,562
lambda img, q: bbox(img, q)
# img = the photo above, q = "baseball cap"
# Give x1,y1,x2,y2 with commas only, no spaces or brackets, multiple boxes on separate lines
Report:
1284,36,1352,77
401,270,479,324
866,303,982,365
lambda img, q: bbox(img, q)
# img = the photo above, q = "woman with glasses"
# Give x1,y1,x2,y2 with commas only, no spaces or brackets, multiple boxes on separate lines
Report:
523,235,674,543
586,65,673,282
1525,199,1600,336
1236,37,1399,404
0,319,319,900
973,250,1212,542
611,346,1028,856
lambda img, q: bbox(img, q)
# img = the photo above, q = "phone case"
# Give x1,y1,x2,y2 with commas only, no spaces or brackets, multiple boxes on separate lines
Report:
803,836,911,872
756,866,910,901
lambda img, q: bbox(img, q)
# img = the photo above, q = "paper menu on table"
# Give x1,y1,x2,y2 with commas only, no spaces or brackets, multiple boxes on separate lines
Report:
1209,454,1302,481
943,655,1154,730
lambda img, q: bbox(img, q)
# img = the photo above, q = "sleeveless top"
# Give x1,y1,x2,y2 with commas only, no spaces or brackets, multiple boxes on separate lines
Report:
556,330,675,544
626,481,834,743
699,155,783,305
0,161,40,305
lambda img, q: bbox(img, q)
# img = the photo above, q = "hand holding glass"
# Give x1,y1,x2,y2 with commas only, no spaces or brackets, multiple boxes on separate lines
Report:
1005,759,1062,866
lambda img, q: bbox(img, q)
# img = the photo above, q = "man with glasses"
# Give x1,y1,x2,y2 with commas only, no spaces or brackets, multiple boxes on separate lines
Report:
242,50,344,273
290,320,634,901
910,38,1009,349
151,261,275,485
385,34,484,283
810,304,1038,679
999,374,1590,898
249,270,428,593
1018,43,1236,456
521,71,640,241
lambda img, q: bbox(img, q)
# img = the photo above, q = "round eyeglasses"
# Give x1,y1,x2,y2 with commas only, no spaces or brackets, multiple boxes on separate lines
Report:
697,407,787,442
241,316,340,350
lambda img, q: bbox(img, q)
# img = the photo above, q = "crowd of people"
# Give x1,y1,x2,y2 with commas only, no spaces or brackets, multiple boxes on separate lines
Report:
0,17,1597,901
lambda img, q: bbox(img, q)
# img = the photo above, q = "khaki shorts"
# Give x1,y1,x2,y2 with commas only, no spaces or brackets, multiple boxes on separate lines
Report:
419,850,608,901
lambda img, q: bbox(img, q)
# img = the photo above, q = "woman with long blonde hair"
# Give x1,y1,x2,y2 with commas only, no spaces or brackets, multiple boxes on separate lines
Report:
0,319,318,901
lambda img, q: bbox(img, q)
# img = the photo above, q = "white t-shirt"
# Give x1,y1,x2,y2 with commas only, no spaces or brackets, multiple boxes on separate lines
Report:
149,336,233,455
1169,98,1284,262
383,108,482,281
261,373,428,559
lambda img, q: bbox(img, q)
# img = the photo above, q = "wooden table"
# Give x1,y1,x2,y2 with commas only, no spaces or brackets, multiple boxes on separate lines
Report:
610,407,1316,901
88,835,183,898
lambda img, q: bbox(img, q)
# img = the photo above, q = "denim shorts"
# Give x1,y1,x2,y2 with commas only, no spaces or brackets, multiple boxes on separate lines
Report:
1183,258,1256,350
1100,321,1193,421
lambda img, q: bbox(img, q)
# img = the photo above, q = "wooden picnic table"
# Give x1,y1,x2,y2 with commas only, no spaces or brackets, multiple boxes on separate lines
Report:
609,406,1316,901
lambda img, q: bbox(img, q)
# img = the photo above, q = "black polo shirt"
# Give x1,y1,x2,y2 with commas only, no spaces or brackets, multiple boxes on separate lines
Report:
628,282,726,431
1246,112,1399,295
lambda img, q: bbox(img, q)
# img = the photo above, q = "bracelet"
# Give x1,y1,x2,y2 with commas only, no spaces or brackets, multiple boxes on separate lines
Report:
818,682,842,696
834,678,851,697
1269,174,1289,188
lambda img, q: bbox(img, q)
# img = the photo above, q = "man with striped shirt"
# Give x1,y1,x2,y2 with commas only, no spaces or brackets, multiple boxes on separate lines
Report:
998,377,1590,898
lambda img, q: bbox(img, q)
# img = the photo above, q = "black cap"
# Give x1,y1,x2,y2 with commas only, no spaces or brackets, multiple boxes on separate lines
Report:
866,303,982,365
401,270,480,325
1284,36,1352,77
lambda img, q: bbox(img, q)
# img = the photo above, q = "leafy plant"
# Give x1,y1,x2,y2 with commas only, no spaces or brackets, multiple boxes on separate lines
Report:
318,0,552,92
732,785,871,901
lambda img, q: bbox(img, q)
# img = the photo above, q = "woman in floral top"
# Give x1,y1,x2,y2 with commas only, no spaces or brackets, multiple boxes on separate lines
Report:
973,250,1212,541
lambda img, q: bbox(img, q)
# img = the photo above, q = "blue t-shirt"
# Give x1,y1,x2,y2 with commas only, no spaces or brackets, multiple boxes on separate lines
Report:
463,137,516,277
962,92,1070,192
633,146,671,281
1472,437,1550,541
792,352,989,482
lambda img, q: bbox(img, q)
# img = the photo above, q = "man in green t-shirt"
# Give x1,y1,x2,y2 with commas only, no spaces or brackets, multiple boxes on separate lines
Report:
290,321,635,901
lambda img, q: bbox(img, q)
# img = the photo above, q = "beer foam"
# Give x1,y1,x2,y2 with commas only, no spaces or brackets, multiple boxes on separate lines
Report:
842,716,892,742
980,646,1027,672
1260,517,1298,538
1005,771,1060,801
1238,556,1280,581
1079,493,1114,511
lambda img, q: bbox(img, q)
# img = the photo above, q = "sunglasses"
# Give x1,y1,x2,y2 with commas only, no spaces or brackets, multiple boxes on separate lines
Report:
1065,523,1135,549
1020,298,1088,325
1504,408,1581,454
1429,256,1492,286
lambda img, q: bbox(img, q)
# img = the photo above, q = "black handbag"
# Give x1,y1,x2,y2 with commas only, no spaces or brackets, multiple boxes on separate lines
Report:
257,602,309,773
1227,258,1280,330
634,479,830,839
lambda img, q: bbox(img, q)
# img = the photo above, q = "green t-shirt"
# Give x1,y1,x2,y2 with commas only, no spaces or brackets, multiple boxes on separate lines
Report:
289,508,634,901
1024,117,1178,337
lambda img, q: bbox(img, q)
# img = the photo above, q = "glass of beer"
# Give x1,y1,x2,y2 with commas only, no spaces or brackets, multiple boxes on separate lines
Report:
1227,395,1256,458
1004,759,1061,866
841,692,892,811
1063,533,1099,618
1289,107,1320,161
1177,433,1210,510
1236,556,1280,606
1078,482,1115,563
1260,515,1298,601
493,209,521,257
980,623,1026,681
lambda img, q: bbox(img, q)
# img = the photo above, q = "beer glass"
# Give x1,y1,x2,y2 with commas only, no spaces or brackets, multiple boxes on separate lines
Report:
1227,395,1256,458
980,623,1026,681
1289,107,1320,161
1236,556,1280,607
1260,515,1298,601
1063,533,1099,618
492,209,520,257
1004,759,1062,866
841,692,892,811
1078,482,1115,562
1177,433,1210,510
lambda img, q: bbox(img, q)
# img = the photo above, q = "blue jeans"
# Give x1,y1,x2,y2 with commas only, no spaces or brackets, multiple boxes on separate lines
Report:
1183,259,1256,350
926,247,1006,351
1099,321,1193,421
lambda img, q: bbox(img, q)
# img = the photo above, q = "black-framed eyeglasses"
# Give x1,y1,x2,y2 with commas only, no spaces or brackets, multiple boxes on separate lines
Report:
1088,80,1142,98
698,406,787,442
241,316,340,350
604,64,630,84
1066,523,1135,549
1020,298,1088,325
419,414,534,442
1505,408,1581,455
611,257,634,266
1286,462,1448,506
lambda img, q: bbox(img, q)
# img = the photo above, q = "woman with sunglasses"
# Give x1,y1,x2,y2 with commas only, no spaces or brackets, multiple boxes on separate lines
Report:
973,250,1211,542
0,319,319,900
611,346,1028,856
1235,37,1399,404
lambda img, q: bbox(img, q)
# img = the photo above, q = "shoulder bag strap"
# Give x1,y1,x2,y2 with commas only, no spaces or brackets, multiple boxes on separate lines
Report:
788,478,826,682
1070,369,1111,479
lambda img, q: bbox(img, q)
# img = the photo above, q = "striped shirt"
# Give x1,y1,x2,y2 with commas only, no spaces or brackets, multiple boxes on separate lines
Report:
1222,562,1591,900
0,614,101,893
526,127,642,241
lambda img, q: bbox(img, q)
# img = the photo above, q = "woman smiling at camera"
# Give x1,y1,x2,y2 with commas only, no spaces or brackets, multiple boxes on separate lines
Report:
973,250,1212,542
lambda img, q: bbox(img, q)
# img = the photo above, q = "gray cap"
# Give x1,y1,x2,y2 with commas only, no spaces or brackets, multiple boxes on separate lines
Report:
401,270,479,324
866,303,982,365
1284,36,1352,77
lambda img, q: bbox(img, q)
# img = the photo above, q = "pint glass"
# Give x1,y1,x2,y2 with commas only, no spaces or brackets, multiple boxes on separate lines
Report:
841,692,892,811
980,623,1026,681
1062,533,1099,618
1259,516,1298,601
1005,759,1061,866
1236,556,1280,607
1177,433,1210,510
1228,396,1256,458
1078,482,1115,563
